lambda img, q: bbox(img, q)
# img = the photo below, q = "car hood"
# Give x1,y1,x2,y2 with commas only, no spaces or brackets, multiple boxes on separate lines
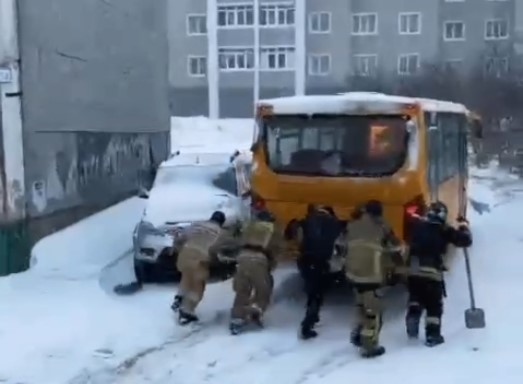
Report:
143,183,238,227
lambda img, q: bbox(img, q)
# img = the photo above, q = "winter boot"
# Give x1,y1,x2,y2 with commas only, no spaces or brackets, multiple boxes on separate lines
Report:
229,318,246,335
350,326,362,347
178,309,198,325
360,345,386,358
171,295,183,312
300,323,318,340
406,314,421,339
425,324,445,347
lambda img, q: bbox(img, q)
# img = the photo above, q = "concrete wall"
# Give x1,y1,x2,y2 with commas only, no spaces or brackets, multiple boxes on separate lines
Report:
0,106,4,217
17,0,170,242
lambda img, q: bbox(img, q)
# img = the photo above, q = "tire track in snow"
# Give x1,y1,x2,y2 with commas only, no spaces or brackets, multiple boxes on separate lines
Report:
67,310,229,384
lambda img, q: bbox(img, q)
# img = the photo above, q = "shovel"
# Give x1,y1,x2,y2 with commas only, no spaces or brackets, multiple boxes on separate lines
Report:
463,248,486,329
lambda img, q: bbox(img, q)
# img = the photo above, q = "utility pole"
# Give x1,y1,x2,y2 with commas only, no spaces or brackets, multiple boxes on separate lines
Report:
206,0,219,119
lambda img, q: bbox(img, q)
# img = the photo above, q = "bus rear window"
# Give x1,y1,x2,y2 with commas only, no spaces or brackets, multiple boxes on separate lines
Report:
262,115,409,177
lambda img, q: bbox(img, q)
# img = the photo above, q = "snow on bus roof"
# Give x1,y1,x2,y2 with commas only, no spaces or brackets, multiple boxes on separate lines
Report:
257,92,468,115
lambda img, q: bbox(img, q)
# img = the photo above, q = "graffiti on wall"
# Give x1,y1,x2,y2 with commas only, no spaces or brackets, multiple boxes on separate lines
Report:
30,132,154,215
77,134,151,198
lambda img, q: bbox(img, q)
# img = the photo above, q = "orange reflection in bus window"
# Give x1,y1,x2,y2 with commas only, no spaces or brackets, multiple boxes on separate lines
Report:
369,124,391,155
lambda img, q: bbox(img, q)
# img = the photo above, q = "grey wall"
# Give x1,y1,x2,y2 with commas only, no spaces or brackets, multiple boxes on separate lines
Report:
17,0,170,240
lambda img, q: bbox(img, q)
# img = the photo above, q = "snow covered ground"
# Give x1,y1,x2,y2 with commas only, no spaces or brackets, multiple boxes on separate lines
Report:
1,117,523,383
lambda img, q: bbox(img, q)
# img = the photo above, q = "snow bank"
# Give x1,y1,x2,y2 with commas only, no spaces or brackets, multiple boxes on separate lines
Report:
29,198,145,280
170,116,254,154
0,197,148,383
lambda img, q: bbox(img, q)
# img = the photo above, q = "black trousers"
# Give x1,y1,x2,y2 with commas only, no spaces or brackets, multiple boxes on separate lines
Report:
298,259,330,327
406,276,444,332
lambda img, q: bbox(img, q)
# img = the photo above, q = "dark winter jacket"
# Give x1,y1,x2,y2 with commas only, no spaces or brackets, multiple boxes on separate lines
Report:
408,217,472,281
296,210,343,271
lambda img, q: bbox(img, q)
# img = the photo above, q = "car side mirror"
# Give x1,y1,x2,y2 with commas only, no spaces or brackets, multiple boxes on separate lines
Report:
138,187,149,199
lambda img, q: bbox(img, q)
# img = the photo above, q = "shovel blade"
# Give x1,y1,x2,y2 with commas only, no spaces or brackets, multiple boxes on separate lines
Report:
465,308,486,329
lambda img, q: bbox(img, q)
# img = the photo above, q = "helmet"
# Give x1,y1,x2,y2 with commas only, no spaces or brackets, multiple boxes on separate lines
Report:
364,200,383,217
256,209,275,222
210,211,226,226
426,201,448,224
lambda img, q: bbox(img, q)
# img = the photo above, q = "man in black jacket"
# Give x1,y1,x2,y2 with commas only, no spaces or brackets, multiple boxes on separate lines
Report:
405,201,472,347
293,204,343,339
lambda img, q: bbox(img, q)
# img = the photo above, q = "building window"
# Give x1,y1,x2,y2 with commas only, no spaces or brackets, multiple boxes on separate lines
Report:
485,19,509,40
484,57,509,77
188,56,206,77
218,48,254,71
352,13,378,35
353,54,378,76
217,5,254,28
309,12,331,33
399,13,421,35
443,21,465,40
398,54,419,75
260,46,295,70
260,4,295,27
308,54,331,75
187,14,207,35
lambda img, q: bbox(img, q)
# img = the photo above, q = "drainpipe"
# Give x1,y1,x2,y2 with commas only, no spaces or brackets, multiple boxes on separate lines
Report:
294,0,306,95
0,0,25,221
207,0,219,119
253,0,260,106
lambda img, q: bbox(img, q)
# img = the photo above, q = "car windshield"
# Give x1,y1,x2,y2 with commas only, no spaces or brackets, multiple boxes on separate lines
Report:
153,163,238,195
262,114,409,177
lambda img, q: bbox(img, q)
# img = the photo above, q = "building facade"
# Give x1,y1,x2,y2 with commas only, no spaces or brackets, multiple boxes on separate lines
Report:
0,0,170,276
169,0,517,117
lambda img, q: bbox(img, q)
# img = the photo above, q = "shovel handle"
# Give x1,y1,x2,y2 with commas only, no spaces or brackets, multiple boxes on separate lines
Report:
463,248,476,309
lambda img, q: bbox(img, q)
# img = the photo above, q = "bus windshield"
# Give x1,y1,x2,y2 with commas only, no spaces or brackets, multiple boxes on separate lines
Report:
262,114,409,177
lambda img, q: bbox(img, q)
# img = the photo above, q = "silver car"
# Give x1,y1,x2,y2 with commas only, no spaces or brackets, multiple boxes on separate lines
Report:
132,150,252,282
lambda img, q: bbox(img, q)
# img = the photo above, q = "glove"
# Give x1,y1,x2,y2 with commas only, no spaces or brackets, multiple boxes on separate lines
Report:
457,215,468,223
456,216,469,231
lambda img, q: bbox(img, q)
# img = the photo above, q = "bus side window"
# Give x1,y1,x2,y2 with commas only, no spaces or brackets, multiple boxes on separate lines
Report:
440,113,461,182
426,112,440,200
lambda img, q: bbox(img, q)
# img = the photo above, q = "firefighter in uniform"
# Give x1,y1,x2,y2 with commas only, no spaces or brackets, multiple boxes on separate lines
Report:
229,209,283,335
405,201,472,347
171,211,240,325
344,200,404,358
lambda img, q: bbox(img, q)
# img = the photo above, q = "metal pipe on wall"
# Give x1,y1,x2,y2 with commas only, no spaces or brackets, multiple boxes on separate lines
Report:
253,0,260,107
294,0,305,95
206,0,219,119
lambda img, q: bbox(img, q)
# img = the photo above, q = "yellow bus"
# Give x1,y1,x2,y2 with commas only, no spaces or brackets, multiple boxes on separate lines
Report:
250,92,482,256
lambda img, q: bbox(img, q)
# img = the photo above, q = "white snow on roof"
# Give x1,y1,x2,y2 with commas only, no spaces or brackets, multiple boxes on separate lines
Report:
258,92,468,115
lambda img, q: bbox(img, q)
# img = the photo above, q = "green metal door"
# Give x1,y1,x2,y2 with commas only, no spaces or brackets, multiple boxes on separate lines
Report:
0,220,30,276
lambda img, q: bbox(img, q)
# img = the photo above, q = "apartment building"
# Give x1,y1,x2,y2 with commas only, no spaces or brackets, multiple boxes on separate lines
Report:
169,0,516,117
